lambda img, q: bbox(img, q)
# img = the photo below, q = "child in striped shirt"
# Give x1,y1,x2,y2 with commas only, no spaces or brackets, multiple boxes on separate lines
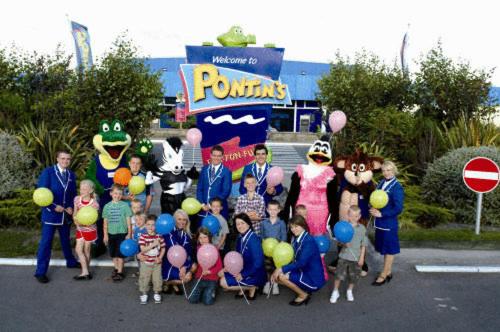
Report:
138,215,166,304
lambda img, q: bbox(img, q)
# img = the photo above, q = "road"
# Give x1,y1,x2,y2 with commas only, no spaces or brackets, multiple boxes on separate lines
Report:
1,248,499,332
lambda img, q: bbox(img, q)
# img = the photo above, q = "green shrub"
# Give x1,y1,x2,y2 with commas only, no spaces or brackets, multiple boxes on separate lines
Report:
0,189,40,228
422,146,500,225
16,121,93,178
400,186,454,229
0,131,36,198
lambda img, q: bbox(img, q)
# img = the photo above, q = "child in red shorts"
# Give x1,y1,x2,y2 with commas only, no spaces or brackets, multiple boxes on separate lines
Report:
73,179,100,280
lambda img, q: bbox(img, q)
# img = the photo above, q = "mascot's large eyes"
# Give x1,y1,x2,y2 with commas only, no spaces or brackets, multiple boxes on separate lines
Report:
320,146,328,154
113,122,121,132
359,164,366,172
351,163,357,172
102,123,110,132
314,146,320,153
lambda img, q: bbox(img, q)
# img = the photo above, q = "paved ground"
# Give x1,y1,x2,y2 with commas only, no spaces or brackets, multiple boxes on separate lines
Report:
2,246,500,332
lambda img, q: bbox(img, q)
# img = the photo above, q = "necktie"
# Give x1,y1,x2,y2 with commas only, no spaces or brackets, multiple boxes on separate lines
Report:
257,167,263,180
210,166,215,181
62,170,68,183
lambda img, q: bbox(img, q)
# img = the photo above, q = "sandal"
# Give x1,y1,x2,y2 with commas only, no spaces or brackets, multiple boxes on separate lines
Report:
112,273,125,282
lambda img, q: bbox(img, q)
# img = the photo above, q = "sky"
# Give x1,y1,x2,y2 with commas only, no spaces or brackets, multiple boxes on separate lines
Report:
1,0,499,85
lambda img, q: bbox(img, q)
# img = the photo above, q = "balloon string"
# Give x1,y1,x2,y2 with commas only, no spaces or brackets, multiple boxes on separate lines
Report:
181,280,188,300
237,281,250,305
267,280,273,299
192,146,195,166
188,275,203,300
347,247,358,261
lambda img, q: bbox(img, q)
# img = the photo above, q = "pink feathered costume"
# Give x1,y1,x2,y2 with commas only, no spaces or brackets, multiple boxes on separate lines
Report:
296,165,335,236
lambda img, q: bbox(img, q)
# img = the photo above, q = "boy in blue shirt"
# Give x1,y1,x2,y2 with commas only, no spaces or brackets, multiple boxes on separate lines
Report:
261,200,287,295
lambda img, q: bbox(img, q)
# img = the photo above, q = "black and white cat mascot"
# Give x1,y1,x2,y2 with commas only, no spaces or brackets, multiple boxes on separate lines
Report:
145,137,198,214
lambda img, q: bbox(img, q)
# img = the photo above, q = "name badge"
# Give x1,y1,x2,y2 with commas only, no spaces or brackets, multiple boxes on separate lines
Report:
108,172,115,178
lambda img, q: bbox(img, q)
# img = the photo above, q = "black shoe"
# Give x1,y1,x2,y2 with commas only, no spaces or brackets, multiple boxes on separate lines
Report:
173,287,184,296
247,290,258,301
162,285,173,294
73,274,92,281
386,274,393,282
289,295,310,306
371,276,388,286
235,291,245,299
35,275,49,283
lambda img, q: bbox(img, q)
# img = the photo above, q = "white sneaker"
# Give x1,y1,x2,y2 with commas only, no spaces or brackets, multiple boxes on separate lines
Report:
347,290,354,302
140,294,148,305
153,293,161,304
263,282,271,295
272,283,279,295
329,290,340,304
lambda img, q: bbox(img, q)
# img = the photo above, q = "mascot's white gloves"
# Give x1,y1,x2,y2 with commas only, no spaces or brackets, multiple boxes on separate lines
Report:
145,171,154,185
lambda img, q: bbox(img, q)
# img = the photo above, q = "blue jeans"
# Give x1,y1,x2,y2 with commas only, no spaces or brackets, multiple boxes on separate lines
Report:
189,280,217,305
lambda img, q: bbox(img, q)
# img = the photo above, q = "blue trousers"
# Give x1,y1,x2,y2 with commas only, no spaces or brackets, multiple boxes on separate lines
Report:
35,222,78,277
188,280,217,305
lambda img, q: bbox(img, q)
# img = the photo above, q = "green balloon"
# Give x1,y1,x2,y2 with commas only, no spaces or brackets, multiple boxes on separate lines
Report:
33,188,54,207
370,189,389,209
272,242,294,268
128,176,146,195
76,206,98,226
262,238,279,257
181,197,202,215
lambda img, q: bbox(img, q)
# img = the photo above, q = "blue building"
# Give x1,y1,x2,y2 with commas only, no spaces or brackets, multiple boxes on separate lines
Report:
145,57,331,132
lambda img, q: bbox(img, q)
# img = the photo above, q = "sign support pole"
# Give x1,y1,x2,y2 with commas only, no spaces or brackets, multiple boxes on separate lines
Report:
475,193,483,235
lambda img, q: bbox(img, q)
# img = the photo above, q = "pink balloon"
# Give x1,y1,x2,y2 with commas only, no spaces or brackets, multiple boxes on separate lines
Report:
223,251,244,276
266,166,284,187
328,111,347,133
197,244,219,270
167,245,187,269
186,128,202,146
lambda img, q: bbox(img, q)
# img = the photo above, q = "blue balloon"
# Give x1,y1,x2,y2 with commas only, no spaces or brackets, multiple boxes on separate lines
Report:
333,221,354,243
156,213,175,235
120,239,138,257
201,215,220,235
314,235,331,254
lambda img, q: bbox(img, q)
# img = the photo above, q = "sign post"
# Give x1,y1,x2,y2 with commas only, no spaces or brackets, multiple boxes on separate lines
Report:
462,157,500,235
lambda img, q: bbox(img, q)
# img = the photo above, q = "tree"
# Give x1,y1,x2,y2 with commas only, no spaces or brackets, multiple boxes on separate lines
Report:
72,35,164,141
414,42,496,124
317,50,413,153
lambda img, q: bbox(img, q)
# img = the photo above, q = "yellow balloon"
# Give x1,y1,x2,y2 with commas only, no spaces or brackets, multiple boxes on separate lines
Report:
370,189,389,209
76,206,99,226
181,197,202,215
262,238,279,257
272,242,294,268
128,176,146,195
33,188,54,207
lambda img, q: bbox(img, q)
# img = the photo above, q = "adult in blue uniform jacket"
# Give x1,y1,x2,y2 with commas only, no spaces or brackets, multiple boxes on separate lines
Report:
239,144,283,208
220,213,266,300
34,151,79,283
196,145,232,220
369,161,405,286
272,215,325,306
162,209,193,294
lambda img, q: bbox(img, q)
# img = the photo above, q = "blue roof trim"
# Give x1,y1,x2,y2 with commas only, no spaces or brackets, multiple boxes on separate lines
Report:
144,58,499,104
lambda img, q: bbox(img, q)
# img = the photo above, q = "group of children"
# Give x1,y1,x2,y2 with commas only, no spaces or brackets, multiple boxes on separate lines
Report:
71,169,368,306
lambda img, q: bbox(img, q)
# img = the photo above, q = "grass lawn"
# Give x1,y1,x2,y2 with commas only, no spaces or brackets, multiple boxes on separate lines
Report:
0,229,62,258
388,228,500,249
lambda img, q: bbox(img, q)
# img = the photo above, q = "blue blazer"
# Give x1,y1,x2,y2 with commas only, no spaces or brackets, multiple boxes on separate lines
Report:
37,165,77,226
196,164,232,218
282,232,326,289
375,178,405,230
237,230,266,286
239,162,283,206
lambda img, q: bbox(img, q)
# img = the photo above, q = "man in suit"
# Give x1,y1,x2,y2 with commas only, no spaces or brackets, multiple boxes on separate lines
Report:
239,144,283,208
196,145,232,225
34,151,80,283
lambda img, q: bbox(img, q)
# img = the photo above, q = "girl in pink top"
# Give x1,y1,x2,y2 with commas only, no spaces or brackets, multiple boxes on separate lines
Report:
73,179,100,280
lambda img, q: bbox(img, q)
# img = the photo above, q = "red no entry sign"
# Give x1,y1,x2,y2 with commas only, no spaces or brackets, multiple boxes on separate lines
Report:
463,157,500,193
